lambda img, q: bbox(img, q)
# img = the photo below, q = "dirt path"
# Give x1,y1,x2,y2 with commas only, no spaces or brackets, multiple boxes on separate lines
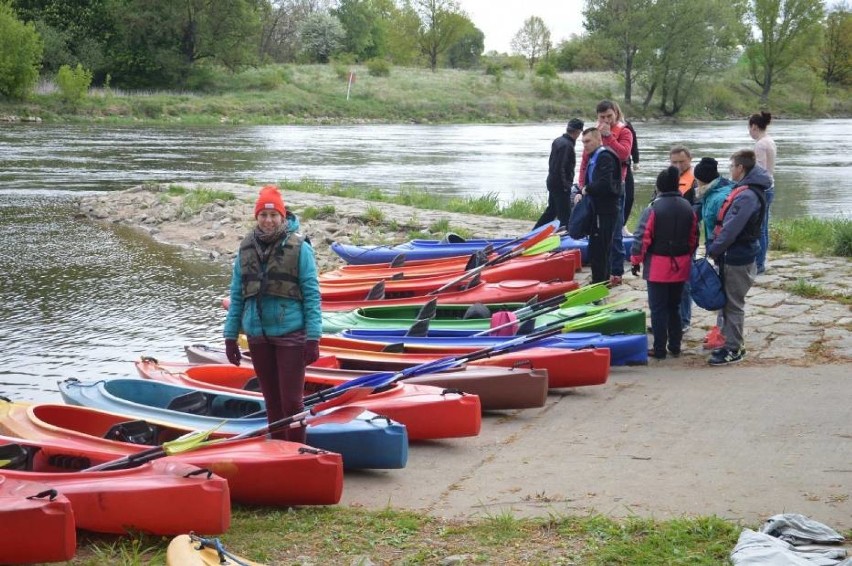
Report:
78,183,852,529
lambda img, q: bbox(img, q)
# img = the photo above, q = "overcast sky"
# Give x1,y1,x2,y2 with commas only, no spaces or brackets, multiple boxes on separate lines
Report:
458,0,587,54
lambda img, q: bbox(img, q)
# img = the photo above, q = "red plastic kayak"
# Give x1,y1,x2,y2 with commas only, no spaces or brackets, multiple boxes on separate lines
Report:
0,474,76,564
0,434,230,535
320,278,579,312
319,249,579,286
183,346,549,411
0,400,343,507
136,359,482,441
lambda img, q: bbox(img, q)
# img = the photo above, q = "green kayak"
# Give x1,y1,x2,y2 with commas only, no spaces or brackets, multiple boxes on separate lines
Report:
322,303,646,335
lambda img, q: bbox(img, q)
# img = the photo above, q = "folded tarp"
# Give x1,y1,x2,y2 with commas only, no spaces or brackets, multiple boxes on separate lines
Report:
731,514,849,566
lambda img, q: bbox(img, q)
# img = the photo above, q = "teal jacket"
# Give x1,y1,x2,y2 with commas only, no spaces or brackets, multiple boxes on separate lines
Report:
223,214,322,341
695,177,734,242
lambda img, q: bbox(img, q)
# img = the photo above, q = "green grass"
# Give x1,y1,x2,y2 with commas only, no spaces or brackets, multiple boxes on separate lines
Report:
771,217,852,257
785,278,852,305
69,507,748,565
174,187,236,218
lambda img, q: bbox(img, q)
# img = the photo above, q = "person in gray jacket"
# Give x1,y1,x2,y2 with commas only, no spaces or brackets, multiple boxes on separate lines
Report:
705,149,770,365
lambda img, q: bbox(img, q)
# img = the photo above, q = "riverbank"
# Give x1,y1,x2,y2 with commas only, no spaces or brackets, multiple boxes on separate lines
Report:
5,65,852,125
78,182,852,365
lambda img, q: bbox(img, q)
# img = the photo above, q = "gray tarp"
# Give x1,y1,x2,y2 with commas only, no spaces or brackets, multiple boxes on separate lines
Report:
731,514,849,566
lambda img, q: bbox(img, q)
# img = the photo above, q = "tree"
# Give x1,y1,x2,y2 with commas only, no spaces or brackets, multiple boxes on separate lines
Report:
746,0,825,104
412,0,467,71
818,2,851,85
0,2,43,99
259,0,331,63
299,11,344,62
583,0,655,104
385,2,421,65
511,16,551,69
444,17,483,68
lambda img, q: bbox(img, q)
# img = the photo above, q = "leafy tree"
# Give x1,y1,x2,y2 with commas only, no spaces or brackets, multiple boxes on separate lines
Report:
511,15,551,69
334,0,387,60
259,0,331,63
443,15,483,68
385,2,421,65
299,11,344,63
552,35,612,72
746,0,825,104
56,63,93,103
583,0,655,104
412,0,467,71
0,2,43,99
818,2,851,85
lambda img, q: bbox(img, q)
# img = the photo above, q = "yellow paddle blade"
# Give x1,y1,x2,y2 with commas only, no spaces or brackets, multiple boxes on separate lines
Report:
162,423,224,455
522,235,562,256
0,459,11,468
238,334,248,350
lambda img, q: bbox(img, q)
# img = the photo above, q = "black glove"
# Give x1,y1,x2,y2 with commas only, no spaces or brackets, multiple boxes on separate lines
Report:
631,263,641,276
225,338,241,366
305,340,320,366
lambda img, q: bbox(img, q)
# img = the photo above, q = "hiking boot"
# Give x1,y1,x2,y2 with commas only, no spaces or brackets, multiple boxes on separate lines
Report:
703,326,725,350
609,275,623,287
708,347,746,366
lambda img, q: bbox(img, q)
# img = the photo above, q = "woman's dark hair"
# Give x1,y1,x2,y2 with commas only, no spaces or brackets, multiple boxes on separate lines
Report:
748,111,772,130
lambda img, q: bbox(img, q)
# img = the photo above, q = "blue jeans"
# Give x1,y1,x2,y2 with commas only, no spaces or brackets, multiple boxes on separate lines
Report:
610,190,625,276
757,187,774,272
680,280,692,329
648,281,686,355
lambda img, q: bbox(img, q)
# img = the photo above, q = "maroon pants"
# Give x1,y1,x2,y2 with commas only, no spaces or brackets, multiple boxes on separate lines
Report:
247,332,307,443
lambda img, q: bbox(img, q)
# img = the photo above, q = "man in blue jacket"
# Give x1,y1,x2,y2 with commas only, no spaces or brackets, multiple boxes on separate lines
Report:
706,149,770,365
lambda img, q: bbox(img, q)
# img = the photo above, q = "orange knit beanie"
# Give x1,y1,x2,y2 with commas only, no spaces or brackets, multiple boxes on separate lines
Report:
254,185,286,218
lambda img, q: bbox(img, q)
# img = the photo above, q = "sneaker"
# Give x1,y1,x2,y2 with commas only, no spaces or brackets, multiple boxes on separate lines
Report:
708,347,746,366
609,275,623,287
666,347,681,358
681,324,691,333
647,349,666,360
703,327,725,350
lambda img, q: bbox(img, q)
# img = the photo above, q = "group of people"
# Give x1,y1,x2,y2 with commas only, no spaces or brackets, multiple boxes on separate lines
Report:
539,104,776,365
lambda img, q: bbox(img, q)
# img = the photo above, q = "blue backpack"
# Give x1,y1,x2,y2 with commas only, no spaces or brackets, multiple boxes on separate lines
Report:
690,257,726,311
568,195,595,240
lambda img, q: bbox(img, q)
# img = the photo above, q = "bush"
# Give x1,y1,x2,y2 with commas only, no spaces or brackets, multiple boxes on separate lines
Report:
535,61,557,79
366,59,390,77
531,76,556,98
0,4,43,99
832,220,852,257
56,64,93,103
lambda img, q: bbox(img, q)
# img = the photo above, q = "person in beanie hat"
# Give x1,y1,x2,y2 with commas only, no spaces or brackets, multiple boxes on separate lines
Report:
534,118,584,230
223,185,321,443
692,158,736,350
629,166,698,359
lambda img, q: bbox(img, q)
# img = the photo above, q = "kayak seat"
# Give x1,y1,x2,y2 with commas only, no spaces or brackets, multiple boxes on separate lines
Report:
243,376,261,392
166,390,210,415
463,303,491,319
103,420,160,446
209,397,264,418
441,233,466,244
0,443,37,471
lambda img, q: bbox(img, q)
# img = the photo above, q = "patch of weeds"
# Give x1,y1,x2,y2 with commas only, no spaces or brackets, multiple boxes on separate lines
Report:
363,205,385,225
177,188,236,218
771,217,852,257
300,205,335,221
83,533,165,565
785,278,825,299
167,184,189,195
502,195,543,220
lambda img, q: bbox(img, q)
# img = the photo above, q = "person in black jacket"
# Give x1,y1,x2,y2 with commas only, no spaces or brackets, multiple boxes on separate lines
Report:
576,127,623,283
534,118,584,228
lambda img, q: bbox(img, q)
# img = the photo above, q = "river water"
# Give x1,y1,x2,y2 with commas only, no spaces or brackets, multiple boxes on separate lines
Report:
1,120,849,401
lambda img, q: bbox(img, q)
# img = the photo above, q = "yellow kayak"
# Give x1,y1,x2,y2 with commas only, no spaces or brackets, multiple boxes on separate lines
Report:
167,534,266,566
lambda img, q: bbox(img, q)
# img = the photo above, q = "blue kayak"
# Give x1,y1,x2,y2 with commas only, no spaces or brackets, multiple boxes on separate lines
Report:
332,233,634,265
340,329,649,366
58,378,408,470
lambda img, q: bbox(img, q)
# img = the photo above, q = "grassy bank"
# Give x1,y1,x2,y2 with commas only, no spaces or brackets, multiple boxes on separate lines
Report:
71,506,746,565
2,64,850,125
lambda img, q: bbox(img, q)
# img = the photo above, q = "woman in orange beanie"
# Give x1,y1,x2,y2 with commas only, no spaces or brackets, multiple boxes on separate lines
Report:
222,185,321,443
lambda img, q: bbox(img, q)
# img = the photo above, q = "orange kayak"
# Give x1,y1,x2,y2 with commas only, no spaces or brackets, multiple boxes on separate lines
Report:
319,249,579,286
0,400,343,507
0,434,230,535
0,474,76,564
136,359,482,441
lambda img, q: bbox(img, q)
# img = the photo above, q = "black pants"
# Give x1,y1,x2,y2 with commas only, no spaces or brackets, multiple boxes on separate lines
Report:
647,281,685,355
534,188,572,228
588,213,617,283
623,167,635,225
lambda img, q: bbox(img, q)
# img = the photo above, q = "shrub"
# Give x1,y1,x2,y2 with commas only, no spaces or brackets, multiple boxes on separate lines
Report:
531,76,556,98
0,4,43,99
366,58,390,77
832,220,852,257
535,61,557,79
56,64,93,103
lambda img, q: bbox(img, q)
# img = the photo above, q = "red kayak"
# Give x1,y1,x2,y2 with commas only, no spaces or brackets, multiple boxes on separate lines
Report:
136,359,482,441
0,473,76,564
319,249,579,286
315,338,610,389
183,346,550,411
0,434,230,535
0,400,343,507
320,278,579,312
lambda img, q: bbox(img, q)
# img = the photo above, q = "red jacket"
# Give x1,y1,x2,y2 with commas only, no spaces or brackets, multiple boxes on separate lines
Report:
578,123,633,187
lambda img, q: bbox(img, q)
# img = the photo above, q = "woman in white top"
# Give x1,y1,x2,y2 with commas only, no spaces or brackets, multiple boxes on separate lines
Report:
748,111,776,273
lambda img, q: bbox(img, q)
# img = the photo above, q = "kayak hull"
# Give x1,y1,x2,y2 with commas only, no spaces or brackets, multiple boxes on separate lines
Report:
57,379,408,470
167,534,265,566
136,359,482,441
0,475,76,564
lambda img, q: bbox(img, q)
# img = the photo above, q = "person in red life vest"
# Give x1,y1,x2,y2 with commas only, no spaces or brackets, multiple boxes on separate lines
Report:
223,185,322,442
706,150,771,365
629,167,698,360
578,100,634,287
748,111,776,274
575,127,623,284
535,118,584,229
668,145,698,333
